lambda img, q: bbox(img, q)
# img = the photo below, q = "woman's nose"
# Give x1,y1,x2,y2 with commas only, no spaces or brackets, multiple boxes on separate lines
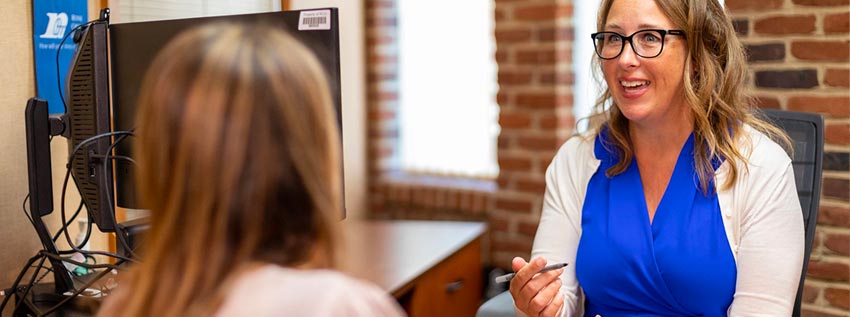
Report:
618,41,640,69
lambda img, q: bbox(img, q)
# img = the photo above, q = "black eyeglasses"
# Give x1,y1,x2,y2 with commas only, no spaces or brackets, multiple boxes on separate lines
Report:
590,29,686,60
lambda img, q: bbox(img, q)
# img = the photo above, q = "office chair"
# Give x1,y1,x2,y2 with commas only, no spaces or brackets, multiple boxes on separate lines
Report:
476,109,824,317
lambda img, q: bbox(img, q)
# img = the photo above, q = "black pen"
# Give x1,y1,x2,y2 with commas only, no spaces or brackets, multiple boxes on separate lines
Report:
495,262,568,283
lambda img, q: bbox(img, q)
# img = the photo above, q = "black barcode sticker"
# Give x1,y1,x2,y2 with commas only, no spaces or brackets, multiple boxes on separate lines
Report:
298,10,331,31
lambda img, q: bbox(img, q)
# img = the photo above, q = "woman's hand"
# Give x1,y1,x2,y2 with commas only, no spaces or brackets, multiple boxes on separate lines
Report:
509,257,566,317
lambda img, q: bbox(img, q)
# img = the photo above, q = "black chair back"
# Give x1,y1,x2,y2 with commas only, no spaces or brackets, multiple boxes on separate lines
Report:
763,109,824,317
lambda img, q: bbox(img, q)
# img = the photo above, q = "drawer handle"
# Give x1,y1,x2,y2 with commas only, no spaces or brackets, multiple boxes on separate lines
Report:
445,279,464,293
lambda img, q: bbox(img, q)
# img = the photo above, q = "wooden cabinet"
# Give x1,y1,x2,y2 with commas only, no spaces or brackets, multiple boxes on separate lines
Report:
343,221,486,317
406,239,482,317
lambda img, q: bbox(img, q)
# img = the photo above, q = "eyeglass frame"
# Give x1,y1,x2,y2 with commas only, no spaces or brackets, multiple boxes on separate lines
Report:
590,29,686,60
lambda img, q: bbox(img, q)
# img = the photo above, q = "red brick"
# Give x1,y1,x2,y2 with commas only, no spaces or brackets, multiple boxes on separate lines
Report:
365,0,394,10
803,284,820,303
369,54,397,64
800,309,848,317
496,50,509,63
754,15,816,35
366,17,397,27
498,70,533,86
497,91,510,105
792,0,850,6
517,178,546,194
490,216,509,232
517,92,557,110
824,288,850,310
791,40,850,61
517,48,557,65
495,196,533,213
788,96,850,118
825,12,850,34
514,4,572,21
491,235,533,254
755,95,782,109
539,115,574,131
538,27,574,42
518,220,539,237
819,206,850,227
499,155,532,172
807,259,850,281
825,69,850,88
500,112,533,130
826,124,850,145
495,28,532,43
824,233,850,256
497,177,511,190
823,177,850,200
498,134,514,149
725,0,783,11
369,110,396,121
519,135,561,151
367,35,393,46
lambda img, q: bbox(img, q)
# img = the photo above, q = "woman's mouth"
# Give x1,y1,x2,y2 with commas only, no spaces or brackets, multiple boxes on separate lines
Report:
619,80,650,98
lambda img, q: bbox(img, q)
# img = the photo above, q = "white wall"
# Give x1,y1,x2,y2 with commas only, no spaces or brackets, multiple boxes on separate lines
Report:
290,0,367,219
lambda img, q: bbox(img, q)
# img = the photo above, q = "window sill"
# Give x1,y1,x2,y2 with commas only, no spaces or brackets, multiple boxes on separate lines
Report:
371,172,496,218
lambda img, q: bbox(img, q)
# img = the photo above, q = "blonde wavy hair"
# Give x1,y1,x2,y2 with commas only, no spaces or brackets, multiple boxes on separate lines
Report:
111,23,342,317
588,0,789,192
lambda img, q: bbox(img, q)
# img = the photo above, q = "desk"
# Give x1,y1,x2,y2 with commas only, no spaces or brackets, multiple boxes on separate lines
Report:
343,220,487,317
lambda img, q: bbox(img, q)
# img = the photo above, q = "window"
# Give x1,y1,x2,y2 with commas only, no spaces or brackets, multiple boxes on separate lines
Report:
573,0,601,132
111,0,280,23
397,0,500,179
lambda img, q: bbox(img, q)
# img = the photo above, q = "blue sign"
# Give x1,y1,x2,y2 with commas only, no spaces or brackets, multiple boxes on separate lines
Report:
33,0,88,114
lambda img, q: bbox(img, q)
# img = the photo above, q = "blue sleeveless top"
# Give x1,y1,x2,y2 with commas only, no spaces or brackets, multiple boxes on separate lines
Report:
575,130,737,317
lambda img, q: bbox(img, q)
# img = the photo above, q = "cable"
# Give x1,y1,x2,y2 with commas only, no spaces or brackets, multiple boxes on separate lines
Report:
58,162,136,264
100,133,140,260
55,23,92,114
11,255,47,316
52,201,83,243
22,194,34,228
0,254,42,314
35,259,124,317
67,131,134,165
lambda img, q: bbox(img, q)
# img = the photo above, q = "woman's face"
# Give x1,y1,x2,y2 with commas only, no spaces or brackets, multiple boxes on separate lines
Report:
601,0,688,127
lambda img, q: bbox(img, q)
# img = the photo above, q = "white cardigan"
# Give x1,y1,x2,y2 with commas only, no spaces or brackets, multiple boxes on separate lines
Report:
526,126,804,317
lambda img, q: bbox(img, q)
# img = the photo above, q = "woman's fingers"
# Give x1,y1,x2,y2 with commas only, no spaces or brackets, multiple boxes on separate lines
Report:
508,257,568,316
519,267,564,308
539,290,565,317
527,275,562,316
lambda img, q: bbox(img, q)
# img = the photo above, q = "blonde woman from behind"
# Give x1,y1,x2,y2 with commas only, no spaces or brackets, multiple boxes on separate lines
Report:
96,23,405,317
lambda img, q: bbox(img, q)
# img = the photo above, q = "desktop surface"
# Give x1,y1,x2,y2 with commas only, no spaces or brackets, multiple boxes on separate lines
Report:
342,220,487,317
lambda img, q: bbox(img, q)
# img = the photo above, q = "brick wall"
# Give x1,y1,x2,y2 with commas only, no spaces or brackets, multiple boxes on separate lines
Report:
364,0,573,268
490,0,574,266
727,0,850,316
366,0,849,315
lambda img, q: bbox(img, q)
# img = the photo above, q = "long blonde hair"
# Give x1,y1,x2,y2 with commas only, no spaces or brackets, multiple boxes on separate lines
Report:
119,22,342,317
588,0,789,192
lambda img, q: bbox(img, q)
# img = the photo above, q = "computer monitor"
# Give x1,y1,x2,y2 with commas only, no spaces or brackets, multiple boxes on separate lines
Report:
108,9,343,214
64,18,116,232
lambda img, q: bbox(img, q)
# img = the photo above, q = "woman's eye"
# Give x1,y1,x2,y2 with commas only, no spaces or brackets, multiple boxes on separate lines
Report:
642,33,660,43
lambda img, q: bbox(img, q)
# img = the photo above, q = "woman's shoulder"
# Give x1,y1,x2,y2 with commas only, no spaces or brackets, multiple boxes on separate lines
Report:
217,265,405,317
552,130,598,167
736,124,792,170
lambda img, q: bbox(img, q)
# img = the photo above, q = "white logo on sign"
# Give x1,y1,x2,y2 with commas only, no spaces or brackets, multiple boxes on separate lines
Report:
40,12,68,39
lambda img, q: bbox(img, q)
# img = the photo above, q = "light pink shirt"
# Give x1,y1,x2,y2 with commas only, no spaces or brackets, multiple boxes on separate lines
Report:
215,265,405,317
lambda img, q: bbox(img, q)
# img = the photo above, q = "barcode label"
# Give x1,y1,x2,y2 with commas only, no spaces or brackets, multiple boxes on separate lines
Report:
298,10,331,31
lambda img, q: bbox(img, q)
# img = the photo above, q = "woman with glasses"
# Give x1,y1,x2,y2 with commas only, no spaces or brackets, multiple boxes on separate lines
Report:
508,0,803,316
